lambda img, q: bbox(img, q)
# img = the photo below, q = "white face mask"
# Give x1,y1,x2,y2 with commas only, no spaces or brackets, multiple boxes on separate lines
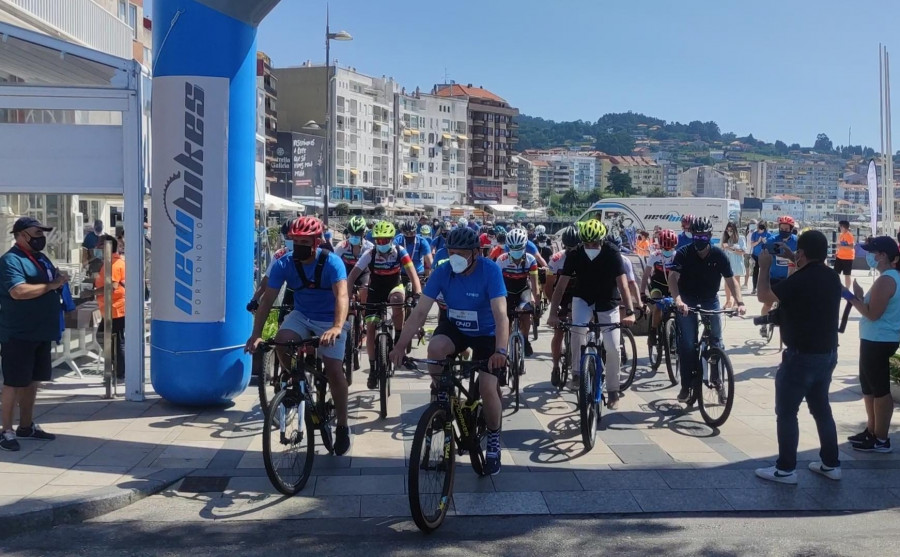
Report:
449,254,470,273
584,248,600,260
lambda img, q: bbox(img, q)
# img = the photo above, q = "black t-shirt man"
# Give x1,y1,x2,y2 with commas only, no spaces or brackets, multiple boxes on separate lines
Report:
772,262,841,353
561,243,625,311
670,244,733,301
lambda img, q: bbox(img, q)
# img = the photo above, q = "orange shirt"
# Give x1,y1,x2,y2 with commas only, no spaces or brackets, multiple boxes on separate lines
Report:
636,238,651,257
95,254,126,319
836,231,855,260
488,245,504,260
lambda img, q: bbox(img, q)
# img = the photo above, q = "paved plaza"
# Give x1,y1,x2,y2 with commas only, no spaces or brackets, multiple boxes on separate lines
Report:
2,273,900,533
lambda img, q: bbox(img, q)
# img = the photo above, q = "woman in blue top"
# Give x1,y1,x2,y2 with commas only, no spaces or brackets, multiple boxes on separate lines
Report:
749,221,770,294
847,236,900,453
391,227,509,476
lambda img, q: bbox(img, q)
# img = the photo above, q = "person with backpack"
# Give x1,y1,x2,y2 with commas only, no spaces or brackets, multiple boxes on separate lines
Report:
245,216,352,455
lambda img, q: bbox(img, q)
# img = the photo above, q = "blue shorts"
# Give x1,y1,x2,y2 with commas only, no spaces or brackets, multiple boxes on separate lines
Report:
280,310,348,362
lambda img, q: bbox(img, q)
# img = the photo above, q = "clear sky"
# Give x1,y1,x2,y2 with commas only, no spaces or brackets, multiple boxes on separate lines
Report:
255,0,898,150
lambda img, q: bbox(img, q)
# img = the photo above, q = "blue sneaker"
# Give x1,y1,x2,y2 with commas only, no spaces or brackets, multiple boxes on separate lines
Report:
484,430,501,476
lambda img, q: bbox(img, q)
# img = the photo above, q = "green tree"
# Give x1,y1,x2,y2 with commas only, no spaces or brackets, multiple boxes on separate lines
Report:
334,203,350,216
560,188,579,210
582,188,603,205
774,140,789,155
607,166,633,196
647,187,666,198
372,205,385,216
814,133,833,152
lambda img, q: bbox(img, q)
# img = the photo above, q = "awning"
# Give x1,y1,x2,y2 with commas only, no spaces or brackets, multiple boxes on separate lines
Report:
261,193,306,212
403,173,414,180
409,129,421,135
487,204,522,214
410,146,421,151
402,129,412,136
442,133,452,140
457,134,468,140
350,169,360,176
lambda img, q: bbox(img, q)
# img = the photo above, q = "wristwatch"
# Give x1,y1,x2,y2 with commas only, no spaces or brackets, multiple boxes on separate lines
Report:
737,302,745,307
495,348,508,356
624,308,635,317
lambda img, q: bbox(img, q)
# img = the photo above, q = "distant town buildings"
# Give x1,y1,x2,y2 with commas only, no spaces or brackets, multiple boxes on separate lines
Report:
677,166,736,199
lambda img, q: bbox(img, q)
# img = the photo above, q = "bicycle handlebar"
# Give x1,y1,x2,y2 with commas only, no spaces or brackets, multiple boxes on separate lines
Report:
558,321,623,332
402,356,496,375
258,337,320,352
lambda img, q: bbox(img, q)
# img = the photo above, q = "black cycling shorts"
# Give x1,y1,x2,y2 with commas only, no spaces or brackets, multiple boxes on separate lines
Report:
859,339,898,397
366,275,403,319
433,317,504,379
1,340,52,388
833,258,853,276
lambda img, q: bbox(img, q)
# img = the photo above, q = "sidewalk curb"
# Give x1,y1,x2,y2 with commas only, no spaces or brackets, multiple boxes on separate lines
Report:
0,468,192,539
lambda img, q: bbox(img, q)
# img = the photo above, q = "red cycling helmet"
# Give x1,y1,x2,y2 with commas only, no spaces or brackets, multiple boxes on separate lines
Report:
681,214,695,226
658,229,678,250
288,216,324,238
777,215,796,227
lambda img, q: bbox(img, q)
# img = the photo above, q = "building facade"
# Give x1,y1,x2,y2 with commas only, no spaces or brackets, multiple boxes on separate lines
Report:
274,64,398,208
433,83,519,205
514,157,541,206
257,52,278,196
763,160,841,204
677,165,736,198
395,88,468,207
607,156,663,194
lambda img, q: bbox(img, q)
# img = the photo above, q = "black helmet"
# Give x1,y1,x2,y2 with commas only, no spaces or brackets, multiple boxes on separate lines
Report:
280,218,296,237
447,227,479,250
690,217,713,235
401,220,417,233
561,225,580,249
605,229,622,248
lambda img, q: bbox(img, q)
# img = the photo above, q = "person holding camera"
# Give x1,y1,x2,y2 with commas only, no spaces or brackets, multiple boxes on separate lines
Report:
844,236,900,453
755,230,842,484
758,216,798,337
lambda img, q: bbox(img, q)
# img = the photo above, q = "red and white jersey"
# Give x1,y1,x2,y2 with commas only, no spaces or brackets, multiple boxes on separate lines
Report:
334,239,374,269
264,247,291,277
547,249,567,275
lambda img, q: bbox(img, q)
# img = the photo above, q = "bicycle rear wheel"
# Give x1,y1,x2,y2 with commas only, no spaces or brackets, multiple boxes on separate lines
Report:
468,402,489,476
649,332,663,371
559,334,571,393
618,328,638,391
698,347,735,428
408,404,455,533
510,335,522,411
377,333,391,420
663,319,679,385
344,314,356,386
262,389,314,495
255,350,280,417
579,354,599,450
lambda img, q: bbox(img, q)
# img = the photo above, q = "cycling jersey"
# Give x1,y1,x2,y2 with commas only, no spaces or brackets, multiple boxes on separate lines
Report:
495,252,538,294
354,245,412,278
676,231,693,250
268,249,346,322
333,239,374,271
768,233,798,280
431,234,447,254
264,247,291,277
424,257,506,337
647,250,675,289
393,234,431,274
621,254,636,283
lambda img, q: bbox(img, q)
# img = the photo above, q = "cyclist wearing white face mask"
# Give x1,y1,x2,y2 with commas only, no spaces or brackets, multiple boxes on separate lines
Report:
547,219,636,409
335,215,374,307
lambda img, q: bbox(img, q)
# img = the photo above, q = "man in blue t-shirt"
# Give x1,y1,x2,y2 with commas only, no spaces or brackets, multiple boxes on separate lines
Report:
749,222,771,294
245,216,352,455
391,227,508,476
394,221,433,278
759,216,798,336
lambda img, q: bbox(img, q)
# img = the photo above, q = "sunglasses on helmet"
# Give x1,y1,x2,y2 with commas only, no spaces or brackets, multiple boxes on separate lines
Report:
374,237,393,246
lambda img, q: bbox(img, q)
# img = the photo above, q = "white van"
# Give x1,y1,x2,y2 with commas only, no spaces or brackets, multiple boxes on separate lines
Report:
575,197,741,246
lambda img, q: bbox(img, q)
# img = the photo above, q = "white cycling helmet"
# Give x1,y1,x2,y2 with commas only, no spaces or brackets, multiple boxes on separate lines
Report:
507,228,528,249
534,224,546,235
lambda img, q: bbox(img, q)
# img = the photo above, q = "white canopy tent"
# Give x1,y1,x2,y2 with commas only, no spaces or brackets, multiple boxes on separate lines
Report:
261,193,305,213
0,22,148,401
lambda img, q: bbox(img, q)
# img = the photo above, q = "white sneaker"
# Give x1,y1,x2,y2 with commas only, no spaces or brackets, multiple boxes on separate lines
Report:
808,461,841,481
755,465,798,485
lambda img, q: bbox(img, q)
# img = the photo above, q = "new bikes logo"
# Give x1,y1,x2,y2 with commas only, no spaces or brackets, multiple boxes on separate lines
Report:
642,211,682,222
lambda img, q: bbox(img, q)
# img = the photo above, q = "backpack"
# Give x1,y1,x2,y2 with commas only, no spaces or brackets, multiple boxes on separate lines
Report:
293,249,330,290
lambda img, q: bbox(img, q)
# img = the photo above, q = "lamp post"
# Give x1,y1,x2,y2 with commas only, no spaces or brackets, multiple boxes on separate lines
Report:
323,5,352,225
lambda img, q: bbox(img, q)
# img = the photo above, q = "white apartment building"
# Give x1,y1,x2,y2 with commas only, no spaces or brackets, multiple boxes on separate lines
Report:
677,166,736,199
275,64,398,207
764,160,841,204
527,151,597,192
395,89,468,207
514,156,541,205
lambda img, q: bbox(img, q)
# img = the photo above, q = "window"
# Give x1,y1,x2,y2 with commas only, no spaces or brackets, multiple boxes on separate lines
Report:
337,169,346,184
428,133,434,143
118,1,126,20
363,171,368,182
129,4,138,39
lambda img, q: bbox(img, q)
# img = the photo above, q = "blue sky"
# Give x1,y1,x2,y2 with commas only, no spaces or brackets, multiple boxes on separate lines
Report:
254,0,898,149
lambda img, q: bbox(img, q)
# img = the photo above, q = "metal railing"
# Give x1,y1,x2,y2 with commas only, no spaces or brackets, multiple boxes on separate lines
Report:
2,0,133,59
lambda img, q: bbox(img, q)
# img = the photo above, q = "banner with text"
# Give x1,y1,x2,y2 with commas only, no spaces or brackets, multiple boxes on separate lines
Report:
151,76,229,322
275,131,325,198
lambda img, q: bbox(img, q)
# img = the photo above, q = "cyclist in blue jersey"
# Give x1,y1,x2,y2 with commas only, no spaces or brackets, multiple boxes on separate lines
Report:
676,214,694,249
759,215,798,336
391,227,509,475
431,220,447,254
394,220,433,279
246,216,352,455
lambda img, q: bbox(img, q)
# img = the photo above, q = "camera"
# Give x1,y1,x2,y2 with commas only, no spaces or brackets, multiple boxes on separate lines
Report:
753,308,781,326
764,242,781,255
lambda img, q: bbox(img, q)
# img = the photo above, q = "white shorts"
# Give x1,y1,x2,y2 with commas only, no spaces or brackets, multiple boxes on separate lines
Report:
280,310,349,361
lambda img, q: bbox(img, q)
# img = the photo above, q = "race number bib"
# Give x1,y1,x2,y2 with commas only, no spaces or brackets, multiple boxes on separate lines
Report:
448,309,479,332
774,255,791,267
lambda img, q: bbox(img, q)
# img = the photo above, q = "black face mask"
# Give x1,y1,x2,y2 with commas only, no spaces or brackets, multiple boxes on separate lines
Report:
26,234,46,252
293,244,314,261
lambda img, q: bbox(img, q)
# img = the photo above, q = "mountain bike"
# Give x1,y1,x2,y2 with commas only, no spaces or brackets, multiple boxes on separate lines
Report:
343,285,364,386
679,306,738,428
611,326,638,391
647,297,679,385
255,304,294,417
507,302,534,411
556,316,573,394
355,300,410,419
258,337,335,495
404,357,498,533
402,274,427,353
559,320,622,450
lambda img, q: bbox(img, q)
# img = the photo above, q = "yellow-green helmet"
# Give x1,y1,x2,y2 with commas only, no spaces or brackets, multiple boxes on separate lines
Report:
580,219,607,243
372,220,396,239
347,215,367,235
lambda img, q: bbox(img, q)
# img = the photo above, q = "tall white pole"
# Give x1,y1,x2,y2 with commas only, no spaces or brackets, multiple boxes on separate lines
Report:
887,50,894,235
880,44,885,235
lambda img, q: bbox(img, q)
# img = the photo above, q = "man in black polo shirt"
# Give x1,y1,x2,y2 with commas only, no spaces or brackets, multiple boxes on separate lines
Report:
547,219,636,409
754,230,842,485
0,217,66,451
667,218,746,402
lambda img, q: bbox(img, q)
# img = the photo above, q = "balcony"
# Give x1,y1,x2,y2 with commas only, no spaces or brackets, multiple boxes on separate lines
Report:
1,0,133,59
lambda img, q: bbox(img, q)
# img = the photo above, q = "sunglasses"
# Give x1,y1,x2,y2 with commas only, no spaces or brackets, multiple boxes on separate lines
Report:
374,238,393,246
694,234,711,242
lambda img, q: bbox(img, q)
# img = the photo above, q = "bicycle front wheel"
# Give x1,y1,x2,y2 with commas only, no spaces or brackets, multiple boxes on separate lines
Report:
663,319,679,385
618,328,638,391
510,334,522,411
255,349,280,417
698,347,735,428
579,354,599,450
408,404,455,533
378,333,391,420
344,315,356,386
262,389,315,495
